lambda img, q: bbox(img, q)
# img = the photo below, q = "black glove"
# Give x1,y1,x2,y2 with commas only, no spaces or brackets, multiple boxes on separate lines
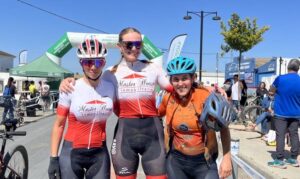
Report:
48,156,61,179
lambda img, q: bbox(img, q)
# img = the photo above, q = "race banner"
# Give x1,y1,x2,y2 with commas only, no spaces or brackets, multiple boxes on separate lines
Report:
167,34,187,63
19,50,28,65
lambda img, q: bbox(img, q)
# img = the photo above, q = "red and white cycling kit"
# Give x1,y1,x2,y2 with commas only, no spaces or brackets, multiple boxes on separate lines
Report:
101,59,172,178
102,59,173,118
57,78,115,149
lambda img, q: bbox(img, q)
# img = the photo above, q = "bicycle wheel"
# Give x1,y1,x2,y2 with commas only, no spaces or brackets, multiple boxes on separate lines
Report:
241,105,264,123
2,145,28,179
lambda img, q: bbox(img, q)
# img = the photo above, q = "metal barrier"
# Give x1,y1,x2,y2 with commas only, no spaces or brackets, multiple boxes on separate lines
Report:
230,155,266,179
50,93,59,113
18,92,59,114
216,135,266,179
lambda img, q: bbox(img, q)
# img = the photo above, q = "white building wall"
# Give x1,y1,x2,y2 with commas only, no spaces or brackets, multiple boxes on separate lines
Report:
0,55,14,72
197,72,225,87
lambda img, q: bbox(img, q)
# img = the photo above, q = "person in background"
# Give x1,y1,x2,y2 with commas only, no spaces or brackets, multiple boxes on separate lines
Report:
249,90,275,142
24,80,30,91
29,81,37,99
223,79,232,100
40,81,51,111
231,74,243,112
268,59,300,169
256,82,268,105
38,81,43,94
240,79,248,107
2,77,17,122
22,80,30,98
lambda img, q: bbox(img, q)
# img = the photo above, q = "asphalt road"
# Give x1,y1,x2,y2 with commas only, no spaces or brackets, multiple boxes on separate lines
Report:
5,114,145,179
5,115,53,179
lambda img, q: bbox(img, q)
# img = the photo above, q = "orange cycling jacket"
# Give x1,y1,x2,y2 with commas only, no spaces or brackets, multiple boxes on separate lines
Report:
158,87,217,156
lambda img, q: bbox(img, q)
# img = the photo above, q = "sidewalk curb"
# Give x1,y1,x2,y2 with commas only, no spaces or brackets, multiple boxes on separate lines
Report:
19,111,56,128
23,112,55,123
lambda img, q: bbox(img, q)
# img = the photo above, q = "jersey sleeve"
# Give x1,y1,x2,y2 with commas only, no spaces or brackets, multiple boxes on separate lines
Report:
57,91,72,117
102,69,118,89
155,64,173,92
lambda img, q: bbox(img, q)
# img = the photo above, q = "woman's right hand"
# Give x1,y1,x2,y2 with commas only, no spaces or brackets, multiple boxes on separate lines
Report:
59,77,75,93
48,156,61,179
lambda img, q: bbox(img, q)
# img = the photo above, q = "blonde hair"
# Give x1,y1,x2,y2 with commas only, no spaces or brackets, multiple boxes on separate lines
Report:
118,27,141,42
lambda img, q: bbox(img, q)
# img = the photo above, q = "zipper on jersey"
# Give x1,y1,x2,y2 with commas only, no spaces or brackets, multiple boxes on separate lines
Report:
133,73,144,118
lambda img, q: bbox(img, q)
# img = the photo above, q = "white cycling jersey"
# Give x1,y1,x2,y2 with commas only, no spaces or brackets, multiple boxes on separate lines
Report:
57,78,115,149
102,59,173,118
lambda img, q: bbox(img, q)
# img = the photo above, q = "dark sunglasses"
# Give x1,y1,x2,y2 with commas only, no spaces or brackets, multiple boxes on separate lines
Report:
121,41,142,50
80,58,105,68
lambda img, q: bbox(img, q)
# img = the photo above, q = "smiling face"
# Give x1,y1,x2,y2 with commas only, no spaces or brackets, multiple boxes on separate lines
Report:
118,31,142,62
170,73,195,98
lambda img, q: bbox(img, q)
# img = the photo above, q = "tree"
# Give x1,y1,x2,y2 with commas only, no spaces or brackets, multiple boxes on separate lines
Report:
220,13,270,74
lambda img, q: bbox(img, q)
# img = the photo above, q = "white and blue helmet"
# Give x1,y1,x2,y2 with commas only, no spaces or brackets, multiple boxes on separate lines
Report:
199,92,237,131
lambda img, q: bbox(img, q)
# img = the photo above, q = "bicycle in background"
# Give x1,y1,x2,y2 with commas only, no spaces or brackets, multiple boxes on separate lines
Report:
0,96,25,128
0,121,28,179
239,95,264,126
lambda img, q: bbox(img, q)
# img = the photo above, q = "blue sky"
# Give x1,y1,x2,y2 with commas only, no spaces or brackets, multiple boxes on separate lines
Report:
1,0,300,74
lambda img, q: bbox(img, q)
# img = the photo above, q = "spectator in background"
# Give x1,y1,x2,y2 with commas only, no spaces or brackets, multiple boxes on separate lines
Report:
2,77,16,122
268,59,300,169
240,79,248,107
29,81,37,98
22,80,30,98
223,79,232,100
24,80,30,91
12,81,16,88
249,90,275,142
38,81,43,93
40,81,51,111
231,74,243,112
256,82,268,105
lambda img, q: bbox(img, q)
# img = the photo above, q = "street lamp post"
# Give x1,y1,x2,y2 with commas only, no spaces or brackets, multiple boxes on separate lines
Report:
183,11,221,83
216,52,219,85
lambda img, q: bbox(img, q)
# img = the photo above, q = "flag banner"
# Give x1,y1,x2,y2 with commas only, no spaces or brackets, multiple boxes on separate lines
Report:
167,34,187,63
19,50,28,64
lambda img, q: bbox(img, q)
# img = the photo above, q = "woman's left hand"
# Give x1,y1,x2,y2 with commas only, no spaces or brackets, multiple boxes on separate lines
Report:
219,154,232,179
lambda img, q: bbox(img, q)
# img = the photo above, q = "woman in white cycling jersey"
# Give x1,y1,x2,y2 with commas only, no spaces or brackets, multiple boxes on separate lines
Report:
48,37,115,179
60,27,172,179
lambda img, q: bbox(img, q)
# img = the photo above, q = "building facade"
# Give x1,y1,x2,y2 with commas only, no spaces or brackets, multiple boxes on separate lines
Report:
225,57,298,94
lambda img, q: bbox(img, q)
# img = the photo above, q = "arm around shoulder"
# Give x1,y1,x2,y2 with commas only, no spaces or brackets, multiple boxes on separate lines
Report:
59,77,76,93
157,92,171,117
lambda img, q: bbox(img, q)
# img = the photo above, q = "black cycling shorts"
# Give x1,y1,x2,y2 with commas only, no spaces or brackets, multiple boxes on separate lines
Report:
166,150,219,179
59,140,77,179
111,117,166,177
70,145,110,179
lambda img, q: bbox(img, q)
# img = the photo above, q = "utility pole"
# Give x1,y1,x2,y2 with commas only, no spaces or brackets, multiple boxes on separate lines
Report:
216,53,219,85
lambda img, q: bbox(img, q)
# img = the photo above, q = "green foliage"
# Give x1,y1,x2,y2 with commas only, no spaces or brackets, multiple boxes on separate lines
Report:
220,13,270,58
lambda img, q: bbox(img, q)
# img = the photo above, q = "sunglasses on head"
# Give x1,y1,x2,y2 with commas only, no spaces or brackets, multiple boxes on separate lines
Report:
121,41,142,50
80,58,105,68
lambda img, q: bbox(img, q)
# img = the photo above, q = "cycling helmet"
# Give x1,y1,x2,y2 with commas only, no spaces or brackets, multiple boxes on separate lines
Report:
77,36,107,59
199,92,237,131
167,56,196,75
